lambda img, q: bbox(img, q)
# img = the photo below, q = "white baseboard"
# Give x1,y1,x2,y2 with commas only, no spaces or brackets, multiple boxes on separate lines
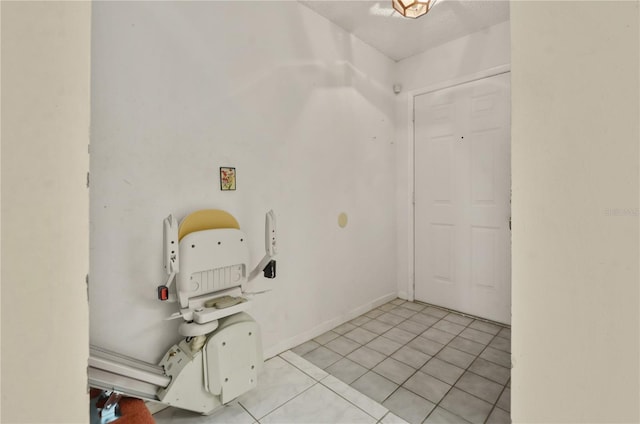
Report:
397,291,409,301
263,292,397,359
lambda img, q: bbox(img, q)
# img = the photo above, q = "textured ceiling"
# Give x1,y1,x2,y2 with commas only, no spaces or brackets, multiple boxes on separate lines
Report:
299,0,510,61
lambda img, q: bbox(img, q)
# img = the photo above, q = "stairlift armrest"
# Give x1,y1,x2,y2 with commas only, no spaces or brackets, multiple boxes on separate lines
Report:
163,214,180,274
158,214,180,301
164,272,176,288
248,254,274,282
265,210,277,256
247,210,278,282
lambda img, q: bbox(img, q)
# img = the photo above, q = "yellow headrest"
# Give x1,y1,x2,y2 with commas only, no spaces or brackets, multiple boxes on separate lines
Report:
178,209,240,241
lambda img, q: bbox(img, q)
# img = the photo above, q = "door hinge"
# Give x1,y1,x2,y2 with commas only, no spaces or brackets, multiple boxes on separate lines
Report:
412,192,416,205
86,172,90,188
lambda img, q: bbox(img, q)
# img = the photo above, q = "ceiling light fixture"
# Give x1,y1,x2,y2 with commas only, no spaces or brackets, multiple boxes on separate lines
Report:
392,0,434,19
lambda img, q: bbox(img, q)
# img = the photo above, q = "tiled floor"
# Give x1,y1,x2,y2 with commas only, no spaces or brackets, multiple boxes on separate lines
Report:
154,299,511,424
294,299,511,424
154,353,403,424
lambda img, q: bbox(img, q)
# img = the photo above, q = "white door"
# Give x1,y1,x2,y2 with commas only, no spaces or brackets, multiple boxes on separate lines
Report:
414,72,511,324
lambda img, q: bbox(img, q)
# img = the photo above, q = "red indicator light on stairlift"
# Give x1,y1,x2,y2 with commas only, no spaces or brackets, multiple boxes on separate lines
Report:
158,286,169,301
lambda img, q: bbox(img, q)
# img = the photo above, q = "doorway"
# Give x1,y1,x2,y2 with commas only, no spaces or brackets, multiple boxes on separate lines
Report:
413,71,511,324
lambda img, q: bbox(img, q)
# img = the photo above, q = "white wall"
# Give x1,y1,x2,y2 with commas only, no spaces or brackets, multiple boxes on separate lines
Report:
90,1,398,363
393,21,511,299
1,2,91,422
511,1,639,422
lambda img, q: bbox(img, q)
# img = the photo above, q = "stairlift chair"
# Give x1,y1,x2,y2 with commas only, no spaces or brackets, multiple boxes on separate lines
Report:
154,209,277,415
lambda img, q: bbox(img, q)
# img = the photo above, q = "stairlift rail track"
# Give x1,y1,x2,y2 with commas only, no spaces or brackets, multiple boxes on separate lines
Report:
88,346,170,401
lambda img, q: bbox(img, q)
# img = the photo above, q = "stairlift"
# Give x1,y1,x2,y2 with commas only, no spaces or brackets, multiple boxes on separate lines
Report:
88,209,277,417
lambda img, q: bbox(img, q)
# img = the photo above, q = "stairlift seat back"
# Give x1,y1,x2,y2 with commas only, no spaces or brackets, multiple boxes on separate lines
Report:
177,228,250,309
178,209,240,241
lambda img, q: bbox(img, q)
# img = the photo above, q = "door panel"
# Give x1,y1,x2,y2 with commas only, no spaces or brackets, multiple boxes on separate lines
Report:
414,72,511,324
429,136,454,203
470,131,497,204
431,223,454,282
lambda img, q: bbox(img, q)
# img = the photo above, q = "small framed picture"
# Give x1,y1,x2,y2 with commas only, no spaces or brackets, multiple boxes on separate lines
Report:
220,167,236,191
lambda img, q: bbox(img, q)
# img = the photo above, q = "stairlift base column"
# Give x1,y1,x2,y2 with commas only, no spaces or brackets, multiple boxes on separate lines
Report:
204,313,262,404
157,313,263,415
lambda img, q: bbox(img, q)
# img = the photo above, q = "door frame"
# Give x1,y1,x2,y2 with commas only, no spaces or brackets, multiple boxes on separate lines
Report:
406,64,511,302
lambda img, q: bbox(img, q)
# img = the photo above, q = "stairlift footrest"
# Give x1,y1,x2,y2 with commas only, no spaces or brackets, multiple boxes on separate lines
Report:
204,295,246,309
192,300,251,324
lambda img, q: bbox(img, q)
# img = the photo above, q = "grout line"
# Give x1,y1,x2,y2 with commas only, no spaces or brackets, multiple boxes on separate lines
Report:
319,375,389,421
280,350,389,421
238,401,260,424
251,380,321,422
483,383,510,424
279,351,328,381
